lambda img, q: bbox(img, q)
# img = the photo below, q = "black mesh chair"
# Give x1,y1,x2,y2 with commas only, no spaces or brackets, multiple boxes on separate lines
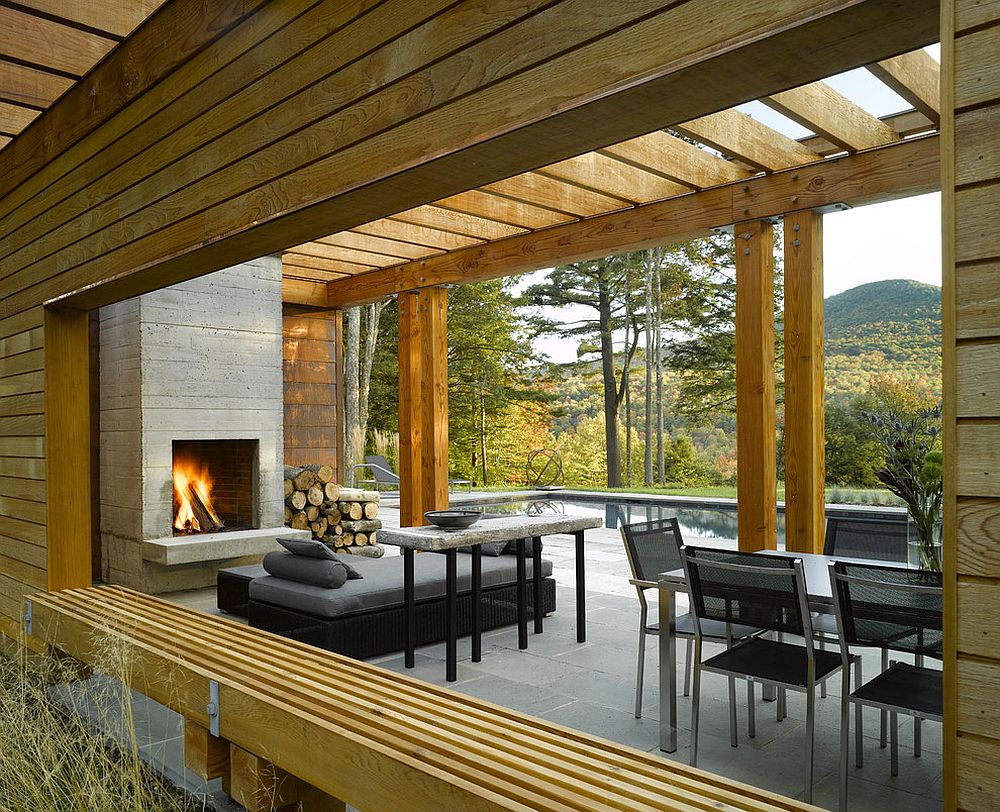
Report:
682,546,853,804
829,562,942,812
619,520,761,729
819,515,909,742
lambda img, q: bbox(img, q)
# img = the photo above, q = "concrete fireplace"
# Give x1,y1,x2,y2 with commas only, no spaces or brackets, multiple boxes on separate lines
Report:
98,256,307,593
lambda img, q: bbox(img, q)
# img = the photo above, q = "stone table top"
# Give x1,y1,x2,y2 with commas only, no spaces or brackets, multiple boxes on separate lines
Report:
378,514,603,552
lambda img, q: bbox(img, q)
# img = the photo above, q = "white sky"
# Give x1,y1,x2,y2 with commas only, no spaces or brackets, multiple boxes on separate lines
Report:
520,46,943,364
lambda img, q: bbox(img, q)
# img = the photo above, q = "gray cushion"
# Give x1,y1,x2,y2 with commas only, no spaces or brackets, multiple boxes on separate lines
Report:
250,552,553,620
333,553,363,580
263,551,347,589
458,542,506,557
277,536,336,559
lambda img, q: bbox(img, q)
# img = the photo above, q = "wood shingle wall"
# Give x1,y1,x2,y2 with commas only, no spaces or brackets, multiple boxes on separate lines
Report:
944,0,1000,807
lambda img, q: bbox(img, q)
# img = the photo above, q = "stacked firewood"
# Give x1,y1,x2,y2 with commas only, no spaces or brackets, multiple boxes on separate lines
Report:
283,465,382,554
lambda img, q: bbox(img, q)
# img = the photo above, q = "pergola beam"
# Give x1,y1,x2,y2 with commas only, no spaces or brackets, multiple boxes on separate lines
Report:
325,135,938,307
867,48,941,125
674,108,820,171
535,152,689,204
763,80,902,151
600,131,751,189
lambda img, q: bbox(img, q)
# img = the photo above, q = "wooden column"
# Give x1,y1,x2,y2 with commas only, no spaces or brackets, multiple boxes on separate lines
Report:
44,306,93,590
735,221,777,552
783,211,825,554
397,288,449,527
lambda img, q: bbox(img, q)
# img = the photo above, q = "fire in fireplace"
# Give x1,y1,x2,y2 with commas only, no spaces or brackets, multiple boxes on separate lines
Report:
172,440,259,535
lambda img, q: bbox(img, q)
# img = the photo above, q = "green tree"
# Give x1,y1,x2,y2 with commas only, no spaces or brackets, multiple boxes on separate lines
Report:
526,256,642,487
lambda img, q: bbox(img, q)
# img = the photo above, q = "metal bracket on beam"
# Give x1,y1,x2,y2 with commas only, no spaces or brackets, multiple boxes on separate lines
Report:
23,600,32,636
711,225,734,235
812,202,851,214
207,679,220,737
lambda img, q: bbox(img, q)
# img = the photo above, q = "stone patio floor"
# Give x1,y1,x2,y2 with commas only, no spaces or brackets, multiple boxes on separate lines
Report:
65,503,941,811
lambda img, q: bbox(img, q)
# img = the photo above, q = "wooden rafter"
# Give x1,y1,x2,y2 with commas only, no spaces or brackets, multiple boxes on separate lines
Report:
600,130,751,190
0,102,38,135
390,207,528,241
12,0,163,39
866,48,941,124
799,108,936,155
674,108,821,171
282,252,376,275
763,80,902,151
316,232,440,261
351,220,483,251
0,60,73,108
536,151,689,204
483,172,630,217
0,6,116,77
433,189,573,230
322,135,938,307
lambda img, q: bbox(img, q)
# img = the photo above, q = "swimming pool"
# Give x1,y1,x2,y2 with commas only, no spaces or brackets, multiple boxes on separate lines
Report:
466,496,787,549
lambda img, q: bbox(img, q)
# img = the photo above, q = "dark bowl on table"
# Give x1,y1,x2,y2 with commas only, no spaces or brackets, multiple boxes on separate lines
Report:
424,509,482,530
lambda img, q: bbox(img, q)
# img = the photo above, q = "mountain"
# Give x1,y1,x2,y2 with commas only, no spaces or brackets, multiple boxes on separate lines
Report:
823,279,941,399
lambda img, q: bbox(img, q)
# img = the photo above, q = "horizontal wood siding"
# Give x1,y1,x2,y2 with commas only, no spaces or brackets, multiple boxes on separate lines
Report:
282,308,343,483
946,0,1000,806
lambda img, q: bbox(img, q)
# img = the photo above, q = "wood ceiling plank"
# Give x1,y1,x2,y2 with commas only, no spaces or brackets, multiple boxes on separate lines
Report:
4,0,939,315
600,130,752,189
435,189,573,229
316,231,440,261
391,208,527,241
866,48,941,124
281,266,351,281
352,220,483,251
675,108,821,171
12,0,164,39
536,151,688,204
0,135,9,150
763,80,902,151
482,171,629,216
0,6,117,77
282,277,329,308
281,253,374,275
0,0,266,212
0,102,38,136
326,135,938,307
798,108,936,155
0,60,72,108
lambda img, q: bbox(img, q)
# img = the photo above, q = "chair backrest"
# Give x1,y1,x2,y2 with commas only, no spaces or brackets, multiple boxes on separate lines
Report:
681,547,812,639
619,518,684,585
364,455,400,484
830,561,943,659
823,515,908,562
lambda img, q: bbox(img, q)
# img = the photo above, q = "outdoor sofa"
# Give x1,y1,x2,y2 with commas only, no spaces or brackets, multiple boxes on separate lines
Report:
218,546,556,659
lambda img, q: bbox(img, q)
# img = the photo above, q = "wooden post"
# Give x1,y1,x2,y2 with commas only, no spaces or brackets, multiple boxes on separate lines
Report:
735,221,777,552
44,306,93,590
783,211,825,554
398,288,449,527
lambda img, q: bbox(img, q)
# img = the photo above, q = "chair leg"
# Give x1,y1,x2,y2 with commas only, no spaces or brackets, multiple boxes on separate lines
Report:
728,676,738,747
683,637,693,698
890,711,899,777
747,680,756,739
839,667,851,812
880,647,889,749
690,647,702,768
634,613,647,719
819,637,827,699
914,653,923,757
805,682,816,804
854,657,863,769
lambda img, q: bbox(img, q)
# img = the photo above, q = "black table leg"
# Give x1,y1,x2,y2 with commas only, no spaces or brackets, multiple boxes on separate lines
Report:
532,536,543,634
403,547,415,668
575,530,586,643
471,545,482,662
516,538,528,650
445,548,457,682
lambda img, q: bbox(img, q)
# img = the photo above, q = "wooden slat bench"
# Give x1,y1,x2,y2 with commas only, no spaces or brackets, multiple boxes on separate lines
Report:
26,586,819,812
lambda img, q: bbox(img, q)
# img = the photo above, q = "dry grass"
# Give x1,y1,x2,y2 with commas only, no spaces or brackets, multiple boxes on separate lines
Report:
0,642,201,812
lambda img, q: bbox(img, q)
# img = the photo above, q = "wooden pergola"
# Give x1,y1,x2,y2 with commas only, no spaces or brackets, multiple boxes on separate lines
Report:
0,1,995,805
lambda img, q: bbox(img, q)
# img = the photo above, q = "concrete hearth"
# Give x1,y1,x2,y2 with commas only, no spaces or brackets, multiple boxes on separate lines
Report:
99,256,287,593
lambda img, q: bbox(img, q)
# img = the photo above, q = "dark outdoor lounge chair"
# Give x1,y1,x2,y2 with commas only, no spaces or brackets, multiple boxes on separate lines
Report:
351,454,473,492
217,551,554,659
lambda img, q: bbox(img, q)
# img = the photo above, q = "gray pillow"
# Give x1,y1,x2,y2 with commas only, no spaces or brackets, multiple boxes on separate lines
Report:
263,551,347,589
277,536,336,559
332,553,364,580
503,538,539,555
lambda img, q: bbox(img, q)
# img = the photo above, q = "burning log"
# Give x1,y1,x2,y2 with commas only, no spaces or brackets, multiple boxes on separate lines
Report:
187,482,224,533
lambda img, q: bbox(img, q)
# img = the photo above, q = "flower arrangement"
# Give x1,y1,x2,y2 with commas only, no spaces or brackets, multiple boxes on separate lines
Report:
861,404,943,571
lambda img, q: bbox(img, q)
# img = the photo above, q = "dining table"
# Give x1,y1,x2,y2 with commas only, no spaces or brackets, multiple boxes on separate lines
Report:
656,548,883,753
